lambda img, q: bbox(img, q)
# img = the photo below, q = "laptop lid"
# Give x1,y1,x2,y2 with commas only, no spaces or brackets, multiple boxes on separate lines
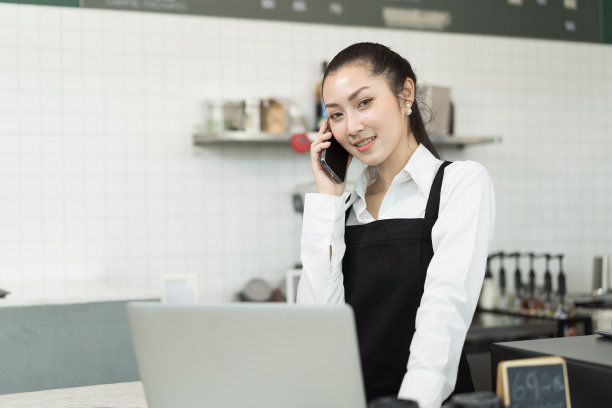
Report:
126,302,366,408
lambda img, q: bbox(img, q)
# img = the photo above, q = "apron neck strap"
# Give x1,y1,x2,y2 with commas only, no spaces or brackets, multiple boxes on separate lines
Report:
424,161,452,221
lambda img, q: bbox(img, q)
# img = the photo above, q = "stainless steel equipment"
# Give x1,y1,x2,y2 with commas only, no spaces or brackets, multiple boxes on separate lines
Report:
592,255,610,295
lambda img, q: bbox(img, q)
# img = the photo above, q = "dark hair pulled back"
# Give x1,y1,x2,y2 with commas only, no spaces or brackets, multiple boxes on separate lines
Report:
322,42,439,159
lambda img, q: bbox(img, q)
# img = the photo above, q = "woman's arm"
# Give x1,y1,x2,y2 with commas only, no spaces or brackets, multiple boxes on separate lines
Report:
398,161,496,408
297,121,351,305
296,193,347,304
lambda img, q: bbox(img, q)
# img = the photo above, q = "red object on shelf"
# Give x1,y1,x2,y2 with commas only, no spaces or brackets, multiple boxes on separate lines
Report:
290,133,311,153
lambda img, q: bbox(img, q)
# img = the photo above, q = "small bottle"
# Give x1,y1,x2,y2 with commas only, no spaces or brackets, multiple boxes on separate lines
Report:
518,283,529,314
556,254,566,302
479,255,499,310
535,287,549,317
523,253,538,316
244,98,261,133
543,253,553,313
507,252,522,313
314,61,328,130
553,253,568,319
532,253,553,317
496,252,507,310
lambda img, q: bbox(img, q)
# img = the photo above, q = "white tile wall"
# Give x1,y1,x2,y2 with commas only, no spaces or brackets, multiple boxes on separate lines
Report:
0,3,611,304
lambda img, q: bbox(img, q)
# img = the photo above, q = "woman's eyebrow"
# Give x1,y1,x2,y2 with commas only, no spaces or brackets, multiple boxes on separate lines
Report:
324,86,370,109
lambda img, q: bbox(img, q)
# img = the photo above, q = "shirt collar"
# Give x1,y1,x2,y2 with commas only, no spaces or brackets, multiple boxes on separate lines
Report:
352,166,376,201
403,143,443,198
348,144,442,206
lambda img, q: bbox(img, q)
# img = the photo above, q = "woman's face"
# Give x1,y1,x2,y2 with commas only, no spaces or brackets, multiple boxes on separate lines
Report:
322,64,412,167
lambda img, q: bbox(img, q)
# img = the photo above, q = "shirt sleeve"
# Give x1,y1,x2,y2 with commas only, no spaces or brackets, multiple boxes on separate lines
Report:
296,193,347,304
398,161,496,408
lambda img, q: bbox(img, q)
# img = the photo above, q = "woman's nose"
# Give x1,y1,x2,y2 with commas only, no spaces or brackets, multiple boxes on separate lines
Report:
346,114,365,136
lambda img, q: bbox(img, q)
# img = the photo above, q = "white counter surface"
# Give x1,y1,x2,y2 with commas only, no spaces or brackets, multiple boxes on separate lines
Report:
0,382,147,408
0,279,159,307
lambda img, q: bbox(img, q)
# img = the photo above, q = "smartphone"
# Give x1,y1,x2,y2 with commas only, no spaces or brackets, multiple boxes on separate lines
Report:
320,121,349,183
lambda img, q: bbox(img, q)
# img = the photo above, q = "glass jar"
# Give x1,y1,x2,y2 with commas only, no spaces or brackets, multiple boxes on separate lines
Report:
203,101,225,132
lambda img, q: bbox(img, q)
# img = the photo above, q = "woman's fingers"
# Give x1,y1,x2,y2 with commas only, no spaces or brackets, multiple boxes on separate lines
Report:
308,121,347,195
318,119,328,134
310,124,332,162
312,140,331,152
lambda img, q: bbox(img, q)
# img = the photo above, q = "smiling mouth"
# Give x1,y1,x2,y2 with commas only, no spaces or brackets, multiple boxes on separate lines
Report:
355,136,376,147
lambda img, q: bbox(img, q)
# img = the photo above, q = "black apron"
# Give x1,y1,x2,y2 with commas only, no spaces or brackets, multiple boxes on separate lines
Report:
343,161,474,402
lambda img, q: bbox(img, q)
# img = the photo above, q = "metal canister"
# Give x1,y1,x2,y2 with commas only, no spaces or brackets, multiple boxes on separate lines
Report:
223,100,245,130
593,255,610,296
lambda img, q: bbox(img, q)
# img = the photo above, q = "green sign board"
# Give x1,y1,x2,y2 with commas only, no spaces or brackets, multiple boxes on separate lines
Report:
604,0,612,44
1,0,611,44
0,0,78,5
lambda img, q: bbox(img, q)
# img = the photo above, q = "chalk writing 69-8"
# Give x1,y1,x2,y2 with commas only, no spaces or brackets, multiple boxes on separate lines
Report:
508,366,567,408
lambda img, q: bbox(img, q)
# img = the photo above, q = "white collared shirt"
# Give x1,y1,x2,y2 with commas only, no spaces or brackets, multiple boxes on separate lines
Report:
297,144,496,408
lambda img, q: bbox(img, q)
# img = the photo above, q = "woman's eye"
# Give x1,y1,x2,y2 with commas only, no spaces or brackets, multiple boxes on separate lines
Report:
358,98,373,108
330,112,343,119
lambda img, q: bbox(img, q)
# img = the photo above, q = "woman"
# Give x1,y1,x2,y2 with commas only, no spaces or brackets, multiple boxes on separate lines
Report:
297,43,495,408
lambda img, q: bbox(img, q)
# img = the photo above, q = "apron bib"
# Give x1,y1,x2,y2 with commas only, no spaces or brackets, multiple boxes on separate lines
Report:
343,161,474,402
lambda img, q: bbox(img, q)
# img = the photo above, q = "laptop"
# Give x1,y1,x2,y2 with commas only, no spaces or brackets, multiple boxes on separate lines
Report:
126,302,366,408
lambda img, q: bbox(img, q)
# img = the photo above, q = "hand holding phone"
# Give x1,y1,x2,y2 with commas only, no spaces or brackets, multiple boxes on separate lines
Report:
309,120,351,195
320,121,349,183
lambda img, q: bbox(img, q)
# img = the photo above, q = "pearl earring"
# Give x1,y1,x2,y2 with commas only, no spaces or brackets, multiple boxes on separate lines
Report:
406,103,412,116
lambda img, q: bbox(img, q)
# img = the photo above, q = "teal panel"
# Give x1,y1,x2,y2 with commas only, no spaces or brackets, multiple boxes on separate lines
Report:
0,300,145,394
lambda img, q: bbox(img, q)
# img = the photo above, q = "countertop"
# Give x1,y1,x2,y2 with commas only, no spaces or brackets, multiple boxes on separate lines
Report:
492,334,612,368
0,310,568,407
491,335,612,408
0,279,159,307
467,311,558,343
0,382,147,408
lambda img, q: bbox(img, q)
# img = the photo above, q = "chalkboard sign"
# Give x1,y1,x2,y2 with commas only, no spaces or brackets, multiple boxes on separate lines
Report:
497,356,571,408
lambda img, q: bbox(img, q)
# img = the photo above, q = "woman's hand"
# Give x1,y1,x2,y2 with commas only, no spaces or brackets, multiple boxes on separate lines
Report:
310,121,352,196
